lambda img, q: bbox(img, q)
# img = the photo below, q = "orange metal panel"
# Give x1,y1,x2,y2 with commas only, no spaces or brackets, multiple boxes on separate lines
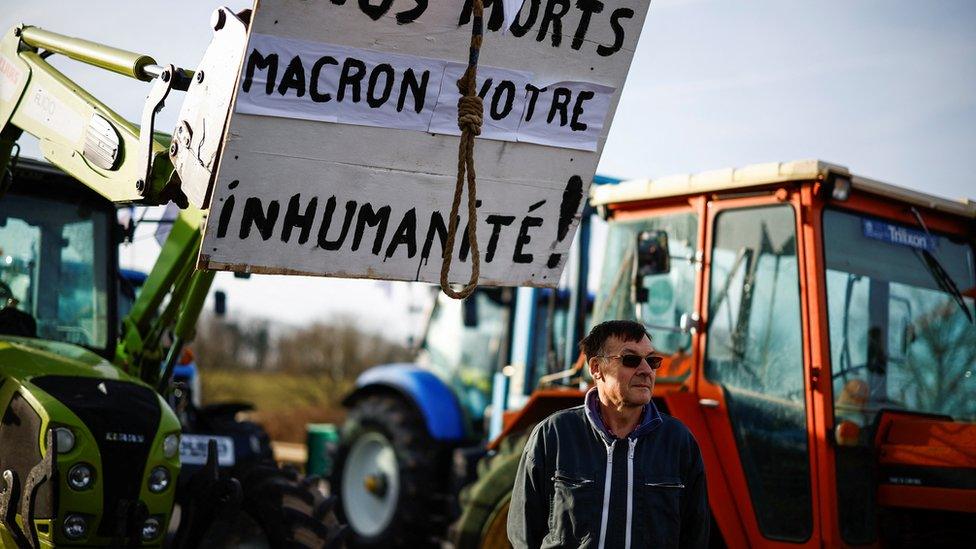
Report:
874,412,976,469
792,183,829,549
877,485,976,514
879,445,976,468
799,182,844,548
606,195,700,221
830,188,974,236
878,415,976,447
664,391,749,548
490,388,585,450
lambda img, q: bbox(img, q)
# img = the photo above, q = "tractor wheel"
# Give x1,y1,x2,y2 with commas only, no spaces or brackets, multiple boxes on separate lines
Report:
452,435,528,549
196,464,346,548
334,394,438,547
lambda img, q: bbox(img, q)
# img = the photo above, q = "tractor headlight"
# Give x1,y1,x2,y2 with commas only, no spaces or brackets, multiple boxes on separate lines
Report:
163,433,180,459
63,514,88,539
141,516,162,541
55,427,75,454
67,463,94,491
148,466,170,493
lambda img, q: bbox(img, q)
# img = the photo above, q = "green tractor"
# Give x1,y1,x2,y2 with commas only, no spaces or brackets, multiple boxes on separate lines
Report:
0,12,342,548
0,158,186,546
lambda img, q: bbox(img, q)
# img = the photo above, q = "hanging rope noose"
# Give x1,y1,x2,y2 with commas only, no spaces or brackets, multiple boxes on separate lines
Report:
440,0,484,300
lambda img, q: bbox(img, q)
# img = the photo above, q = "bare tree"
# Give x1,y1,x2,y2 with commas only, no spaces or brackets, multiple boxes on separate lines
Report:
193,313,412,380
193,314,273,371
896,301,976,419
275,314,412,381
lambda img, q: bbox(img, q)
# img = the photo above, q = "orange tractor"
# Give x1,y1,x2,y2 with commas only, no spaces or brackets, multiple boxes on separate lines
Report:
457,159,975,547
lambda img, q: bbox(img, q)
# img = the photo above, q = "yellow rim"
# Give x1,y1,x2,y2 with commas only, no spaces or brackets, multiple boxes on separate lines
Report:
479,496,512,549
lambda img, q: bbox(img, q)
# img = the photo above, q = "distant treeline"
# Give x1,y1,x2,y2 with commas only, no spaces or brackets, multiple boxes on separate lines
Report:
193,313,412,382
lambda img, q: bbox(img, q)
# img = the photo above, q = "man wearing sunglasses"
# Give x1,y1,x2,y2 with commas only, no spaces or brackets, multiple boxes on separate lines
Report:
509,320,709,548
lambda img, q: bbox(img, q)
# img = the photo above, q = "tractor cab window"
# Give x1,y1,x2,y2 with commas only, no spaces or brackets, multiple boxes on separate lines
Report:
704,204,812,541
825,209,976,423
823,208,976,544
593,211,698,356
0,193,111,352
527,288,591,387
417,288,511,423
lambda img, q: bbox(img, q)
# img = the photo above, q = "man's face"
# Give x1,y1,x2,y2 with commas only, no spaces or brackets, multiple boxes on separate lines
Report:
589,335,657,408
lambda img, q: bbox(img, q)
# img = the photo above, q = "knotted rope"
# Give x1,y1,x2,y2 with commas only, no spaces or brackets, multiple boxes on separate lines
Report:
440,0,484,300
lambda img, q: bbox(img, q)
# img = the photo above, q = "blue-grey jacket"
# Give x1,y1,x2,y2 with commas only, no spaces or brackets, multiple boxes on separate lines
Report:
507,390,709,548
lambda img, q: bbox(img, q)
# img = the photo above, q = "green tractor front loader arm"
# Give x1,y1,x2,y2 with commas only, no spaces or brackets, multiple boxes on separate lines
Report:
0,22,222,385
0,25,190,205
116,206,216,389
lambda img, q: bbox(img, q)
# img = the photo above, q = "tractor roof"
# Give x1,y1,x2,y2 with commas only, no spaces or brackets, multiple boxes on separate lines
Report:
591,159,976,219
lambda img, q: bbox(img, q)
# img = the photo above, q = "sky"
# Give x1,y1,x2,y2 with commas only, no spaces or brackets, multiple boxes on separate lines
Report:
3,0,974,340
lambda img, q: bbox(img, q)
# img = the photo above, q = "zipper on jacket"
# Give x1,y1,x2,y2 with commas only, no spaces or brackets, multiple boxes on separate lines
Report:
597,439,615,549
551,473,594,488
625,438,637,549
645,481,686,489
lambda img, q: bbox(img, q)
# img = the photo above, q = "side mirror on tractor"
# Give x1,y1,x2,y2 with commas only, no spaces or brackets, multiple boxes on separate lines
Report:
634,230,670,303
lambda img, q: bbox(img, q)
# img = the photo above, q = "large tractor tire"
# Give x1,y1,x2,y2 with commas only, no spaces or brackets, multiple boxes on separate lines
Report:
334,394,439,548
452,435,528,549
195,464,346,548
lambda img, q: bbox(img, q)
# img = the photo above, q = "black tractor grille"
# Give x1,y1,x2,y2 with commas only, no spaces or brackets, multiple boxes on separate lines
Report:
31,376,161,536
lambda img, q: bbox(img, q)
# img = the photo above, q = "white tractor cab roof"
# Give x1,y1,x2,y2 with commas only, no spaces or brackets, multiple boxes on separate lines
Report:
591,159,976,220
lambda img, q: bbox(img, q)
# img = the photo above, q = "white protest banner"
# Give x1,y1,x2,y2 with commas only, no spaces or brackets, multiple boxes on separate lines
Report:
199,0,652,287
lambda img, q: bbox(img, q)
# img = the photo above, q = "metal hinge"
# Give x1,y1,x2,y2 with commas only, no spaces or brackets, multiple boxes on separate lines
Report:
810,366,822,390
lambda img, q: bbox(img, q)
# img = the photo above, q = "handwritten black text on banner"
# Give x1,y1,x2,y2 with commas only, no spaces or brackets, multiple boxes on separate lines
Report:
235,33,614,152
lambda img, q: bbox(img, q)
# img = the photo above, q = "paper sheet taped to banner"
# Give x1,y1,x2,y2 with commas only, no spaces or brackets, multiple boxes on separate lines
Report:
236,34,613,151
199,0,652,287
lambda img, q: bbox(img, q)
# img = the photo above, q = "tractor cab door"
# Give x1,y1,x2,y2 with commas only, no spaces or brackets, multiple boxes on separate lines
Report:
695,189,824,547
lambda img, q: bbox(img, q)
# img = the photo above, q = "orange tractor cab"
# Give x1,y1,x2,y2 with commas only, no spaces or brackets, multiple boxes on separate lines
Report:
476,159,975,547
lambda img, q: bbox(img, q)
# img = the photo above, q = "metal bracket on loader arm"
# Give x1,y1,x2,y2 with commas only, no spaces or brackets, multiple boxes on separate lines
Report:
171,7,250,209
135,62,184,202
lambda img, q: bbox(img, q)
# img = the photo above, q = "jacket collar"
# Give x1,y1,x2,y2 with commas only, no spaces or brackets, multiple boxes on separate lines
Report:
584,387,663,442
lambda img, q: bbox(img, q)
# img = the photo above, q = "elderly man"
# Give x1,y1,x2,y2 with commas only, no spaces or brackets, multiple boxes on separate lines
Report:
508,320,709,548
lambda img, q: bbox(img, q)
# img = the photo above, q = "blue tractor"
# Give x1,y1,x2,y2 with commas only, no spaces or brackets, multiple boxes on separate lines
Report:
333,177,618,547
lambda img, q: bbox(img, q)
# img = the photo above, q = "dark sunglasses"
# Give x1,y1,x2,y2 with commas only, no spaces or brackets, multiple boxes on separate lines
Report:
598,354,664,369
